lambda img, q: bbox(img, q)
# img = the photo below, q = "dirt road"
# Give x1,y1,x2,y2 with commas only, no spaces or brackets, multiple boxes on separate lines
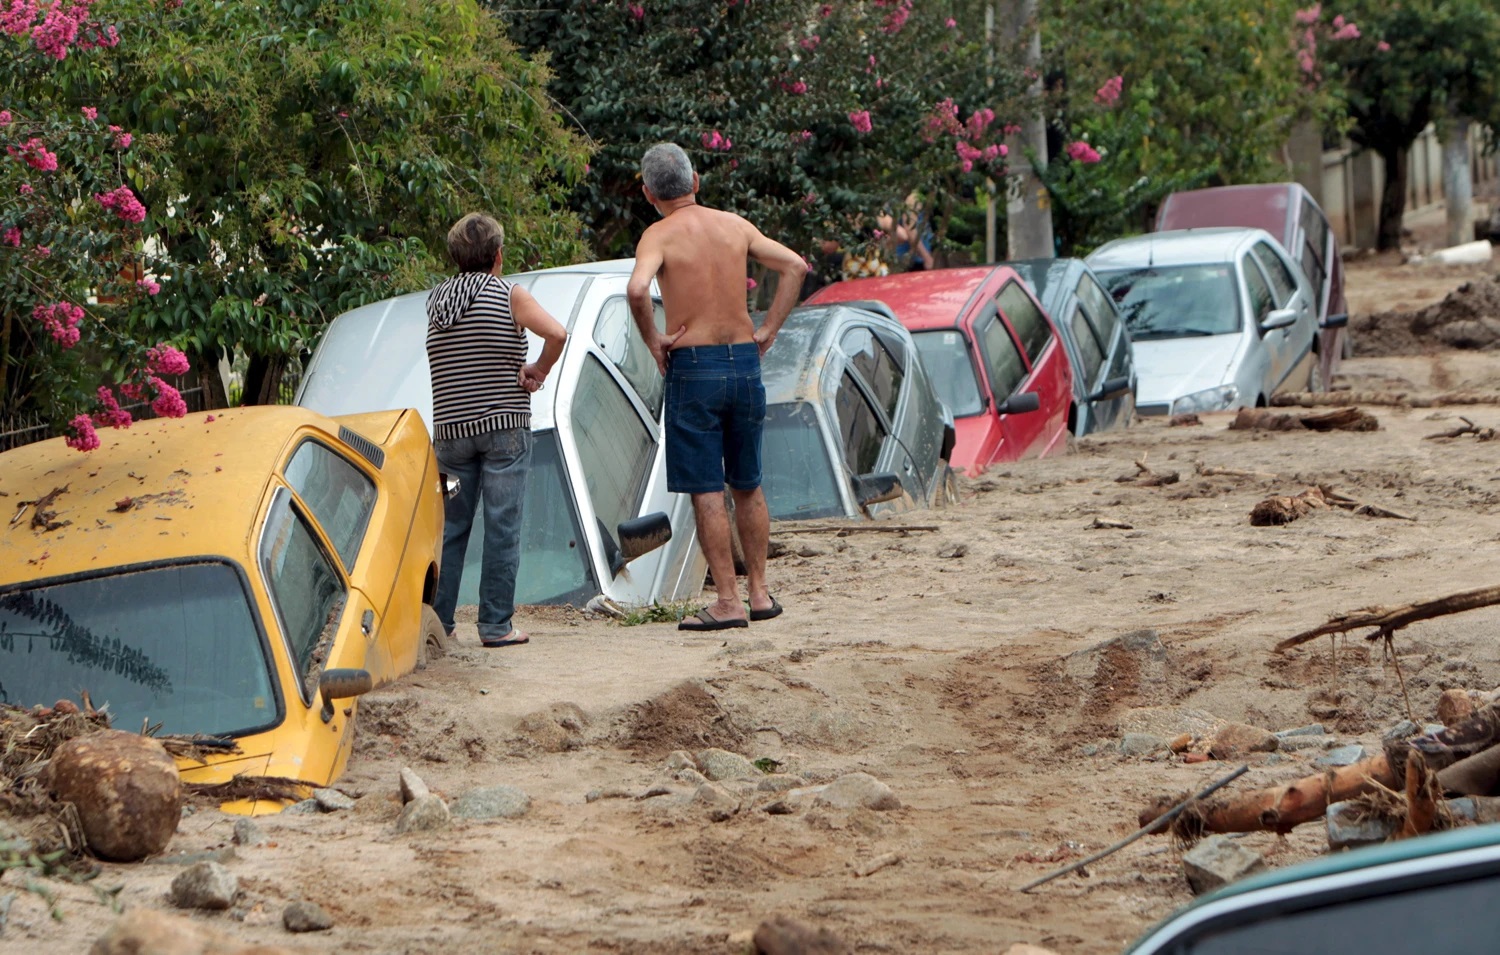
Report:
12,256,1500,954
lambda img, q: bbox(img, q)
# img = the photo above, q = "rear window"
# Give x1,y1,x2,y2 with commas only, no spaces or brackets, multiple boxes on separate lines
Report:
842,326,904,420
997,281,1052,364
913,330,985,417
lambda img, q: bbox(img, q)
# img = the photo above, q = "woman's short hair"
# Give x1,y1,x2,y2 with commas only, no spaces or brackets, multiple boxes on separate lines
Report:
446,213,505,273
641,143,695,200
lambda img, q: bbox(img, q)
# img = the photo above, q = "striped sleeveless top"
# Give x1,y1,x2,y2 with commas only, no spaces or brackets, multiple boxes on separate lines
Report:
424,273,530,440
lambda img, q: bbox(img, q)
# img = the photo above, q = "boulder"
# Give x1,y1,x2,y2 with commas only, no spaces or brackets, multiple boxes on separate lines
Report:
169,861,238,910
451,785,531,820
398,767,430,804
395,794,450,833
43,730,182,862
89,909,295,955
1183,835,1266,895
313,788,355,812
697,748,757,782
811,773,901,812
283,900,334,932
1208,723,1279,760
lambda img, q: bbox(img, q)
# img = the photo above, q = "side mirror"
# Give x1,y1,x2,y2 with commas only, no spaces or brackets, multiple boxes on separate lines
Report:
1260,308,1297,332
319,668,373,723
995,392,1041,415
852,471,904,507
617,512,672,563
1090,376,1132,402
1321,312,1349,329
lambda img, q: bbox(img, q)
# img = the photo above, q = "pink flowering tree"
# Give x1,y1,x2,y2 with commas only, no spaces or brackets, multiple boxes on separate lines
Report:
0,0,190,448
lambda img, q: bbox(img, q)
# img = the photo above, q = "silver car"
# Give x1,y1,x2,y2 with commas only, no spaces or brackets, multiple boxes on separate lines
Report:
1086,228,1321,416
295,260,707,610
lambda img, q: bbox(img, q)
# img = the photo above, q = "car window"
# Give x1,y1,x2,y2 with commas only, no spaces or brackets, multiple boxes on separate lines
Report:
1251,242,1298,305
996,281,1052,365
913,330,985,417
1069,302,1106,383
574,354,654,546
1098,265,1242,339
514,431,596,605
593,296,665,420
1078,273,1121,344
283,440,376,572
975,312,1028,399
0,562,278,738
762,402,845,520
842,326,904,420
260,490,348,703
1300,199,1330,298
835,371,887,475
1243,255,1276,326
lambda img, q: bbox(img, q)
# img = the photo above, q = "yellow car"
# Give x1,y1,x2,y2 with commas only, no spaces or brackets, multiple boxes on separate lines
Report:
0,406,447,802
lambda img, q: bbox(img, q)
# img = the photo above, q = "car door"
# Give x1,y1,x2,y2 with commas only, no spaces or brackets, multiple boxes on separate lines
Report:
994,280,1072,458
970,306,1031,464
833,369,909,515
1251,240,1317,388
1241,251,1285,393
1077,271,1135,431
840,324,937,502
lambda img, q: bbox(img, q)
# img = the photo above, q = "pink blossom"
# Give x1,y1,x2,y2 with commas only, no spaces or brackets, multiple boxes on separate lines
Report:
204,414,216,422
18,183,32,195
956,141,982,163
960,159,973,173
966,107,995,137
945,17,956,28
0,110,11,126
800,35,820,51
797,129,812,142
95,184,147,223
746,277,757,290
149,377,188,418
138,277,161,296
108,124,131,149
32,0,96,60
1003,124,1022,135
1294,3,1320,25
1331,21,1360,40
1066,140,1101,164
1095,75,1123,106
818,3,832,16
1,0,38,37
880,0,910,34
627,3,643,20
119,381,145,401
34,302,84,348
92,386,132,430
982,144,1002,161
1377,40,1390,51
32,245,49,257
146,343,189,376
785,79,807,95
2,226,18,247
66,414,100,451
847,109,873,134
16,138,59,172
81,106,97,120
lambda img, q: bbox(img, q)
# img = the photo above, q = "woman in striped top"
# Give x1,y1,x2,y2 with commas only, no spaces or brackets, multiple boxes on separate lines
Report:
426,213,567,648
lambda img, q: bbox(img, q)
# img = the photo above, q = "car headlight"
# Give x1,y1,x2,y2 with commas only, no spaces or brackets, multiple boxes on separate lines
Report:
1170,385,1239,415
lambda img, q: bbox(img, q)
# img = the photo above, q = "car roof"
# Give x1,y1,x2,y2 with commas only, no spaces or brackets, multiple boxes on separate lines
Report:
0,406,354,585
1087,227,1271,270
1003,258,1088,312
809,266,1015,331
759,303,903,405
1157,183,1306,245
1126,824,1500,953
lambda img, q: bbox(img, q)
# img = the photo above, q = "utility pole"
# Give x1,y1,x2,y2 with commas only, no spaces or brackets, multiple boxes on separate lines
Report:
984,4,996,263
1000,0,1054,260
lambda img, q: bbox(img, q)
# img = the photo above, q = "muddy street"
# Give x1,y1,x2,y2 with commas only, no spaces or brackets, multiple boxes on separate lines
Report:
13,256,1500,953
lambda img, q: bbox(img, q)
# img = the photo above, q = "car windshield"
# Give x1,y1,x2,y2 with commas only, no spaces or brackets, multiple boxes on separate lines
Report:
762,403,846,520
0,562,278,738
455,429,597,607
913,330,985,417
1096,264,1241,340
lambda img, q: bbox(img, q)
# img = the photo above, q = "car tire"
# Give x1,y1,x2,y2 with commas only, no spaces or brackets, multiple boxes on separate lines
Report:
417,603,451,670
1306,351,1326,393
933,464,960,508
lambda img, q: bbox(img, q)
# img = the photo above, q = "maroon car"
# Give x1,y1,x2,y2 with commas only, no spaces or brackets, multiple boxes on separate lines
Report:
1156,183,1348,386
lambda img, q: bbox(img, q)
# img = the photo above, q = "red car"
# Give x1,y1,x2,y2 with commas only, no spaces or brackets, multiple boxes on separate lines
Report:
807,267,1072,475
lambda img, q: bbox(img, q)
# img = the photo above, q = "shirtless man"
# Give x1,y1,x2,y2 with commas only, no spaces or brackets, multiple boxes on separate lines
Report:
626,143,808,631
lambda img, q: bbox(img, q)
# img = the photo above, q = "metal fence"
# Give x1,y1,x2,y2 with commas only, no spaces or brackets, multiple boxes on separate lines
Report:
0,386,208,454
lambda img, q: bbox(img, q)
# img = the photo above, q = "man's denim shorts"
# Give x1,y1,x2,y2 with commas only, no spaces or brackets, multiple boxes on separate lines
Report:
664,343,766,494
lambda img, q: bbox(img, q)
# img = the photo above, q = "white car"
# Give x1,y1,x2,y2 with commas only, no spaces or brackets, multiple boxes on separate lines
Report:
1087,228,1321,416
295,260,706,610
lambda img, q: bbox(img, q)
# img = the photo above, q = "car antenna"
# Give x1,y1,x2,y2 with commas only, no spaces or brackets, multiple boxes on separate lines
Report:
1147,235,1155,270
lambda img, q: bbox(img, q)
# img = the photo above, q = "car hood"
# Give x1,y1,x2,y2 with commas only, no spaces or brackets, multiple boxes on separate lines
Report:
1132,336,1241,404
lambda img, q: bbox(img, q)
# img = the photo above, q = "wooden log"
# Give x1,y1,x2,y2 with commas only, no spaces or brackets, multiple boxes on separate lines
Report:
1401,749,1439,838
769,523,939,535
1137,754,1398,835
1437,744,1500,796
1277,584,1500,651
1300,407,1379,432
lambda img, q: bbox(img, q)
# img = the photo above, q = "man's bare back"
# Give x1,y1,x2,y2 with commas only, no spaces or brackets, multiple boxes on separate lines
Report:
644,206,757,348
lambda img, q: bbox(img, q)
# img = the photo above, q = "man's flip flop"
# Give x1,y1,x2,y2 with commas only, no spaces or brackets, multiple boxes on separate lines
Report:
678,608,750,632
749,597,784,622
481,631,530,648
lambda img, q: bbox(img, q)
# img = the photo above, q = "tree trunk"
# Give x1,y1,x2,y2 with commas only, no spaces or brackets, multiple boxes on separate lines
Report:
187,346,230,410
241,353,287,406
1000,0,1054,260
1441,115,1475,248
1377,144,1409,252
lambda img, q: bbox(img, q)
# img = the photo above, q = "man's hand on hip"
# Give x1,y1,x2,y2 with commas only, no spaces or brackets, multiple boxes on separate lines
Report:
650,326,687,375
753,326,776,357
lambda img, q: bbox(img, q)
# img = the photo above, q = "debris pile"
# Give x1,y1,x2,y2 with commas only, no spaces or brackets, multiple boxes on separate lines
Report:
1354,276,1500,355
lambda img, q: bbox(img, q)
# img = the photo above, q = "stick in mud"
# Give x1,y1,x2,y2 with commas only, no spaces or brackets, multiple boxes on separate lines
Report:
1018,765,1249,893
1276,583,1500,652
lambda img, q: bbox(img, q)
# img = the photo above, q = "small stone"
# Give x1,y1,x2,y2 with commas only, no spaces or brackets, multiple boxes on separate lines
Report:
692,782,741,822
282,900,334,933
1326,801,1397,851
451,785,531,820
395,794,450,833
759,797,796,815
1275,723,1327,738
664,750,699,772
1424,723,1446,736
812,773,901,812
398,768,430,804
674,768,710,787
169,861,238,910
757,774,808,793
282,799,320,815
1278,734,1335,751
1120,733,1167,757
1383,719,1420,741
1438,689,1477,727
232,818,268,847
1168,733,1193,753
313,788,355,812
585,787,632,803
797,545,827,558
1209,723,1279,759
1079,743,1100,756
937,543,968,559
1182,834,1266,895
146,847,237,866
1315,744,1366,767
697,748,757,782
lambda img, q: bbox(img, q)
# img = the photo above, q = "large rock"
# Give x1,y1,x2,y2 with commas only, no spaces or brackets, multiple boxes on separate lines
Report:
395,794,450,833
398,767,430,804
231,819,268,848
90,909,295,955
169,861,238,910
44,730,182,862
1208,723,1279,759
812,773,901,812
451,785,531,820
283,900,334,932
697,748,757,782
313,788,355,812
1183,835,1266,895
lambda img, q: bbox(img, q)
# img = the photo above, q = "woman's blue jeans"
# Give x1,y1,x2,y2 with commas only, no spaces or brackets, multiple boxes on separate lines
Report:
432,427,532,640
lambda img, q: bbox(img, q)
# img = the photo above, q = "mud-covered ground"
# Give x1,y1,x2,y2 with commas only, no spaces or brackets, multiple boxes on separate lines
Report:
12,254,1500,954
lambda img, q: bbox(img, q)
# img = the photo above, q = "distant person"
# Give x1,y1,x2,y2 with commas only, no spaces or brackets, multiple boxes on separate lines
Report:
627,143,807,631
879,193,936,272
426,212,568,648
799,238,846,300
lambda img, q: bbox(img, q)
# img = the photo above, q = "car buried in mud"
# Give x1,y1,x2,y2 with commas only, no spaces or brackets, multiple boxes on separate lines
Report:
0,407,448,806
295,260,707,611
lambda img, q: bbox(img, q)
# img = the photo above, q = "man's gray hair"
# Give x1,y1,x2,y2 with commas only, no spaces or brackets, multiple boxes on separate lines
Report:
641,143,695,200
